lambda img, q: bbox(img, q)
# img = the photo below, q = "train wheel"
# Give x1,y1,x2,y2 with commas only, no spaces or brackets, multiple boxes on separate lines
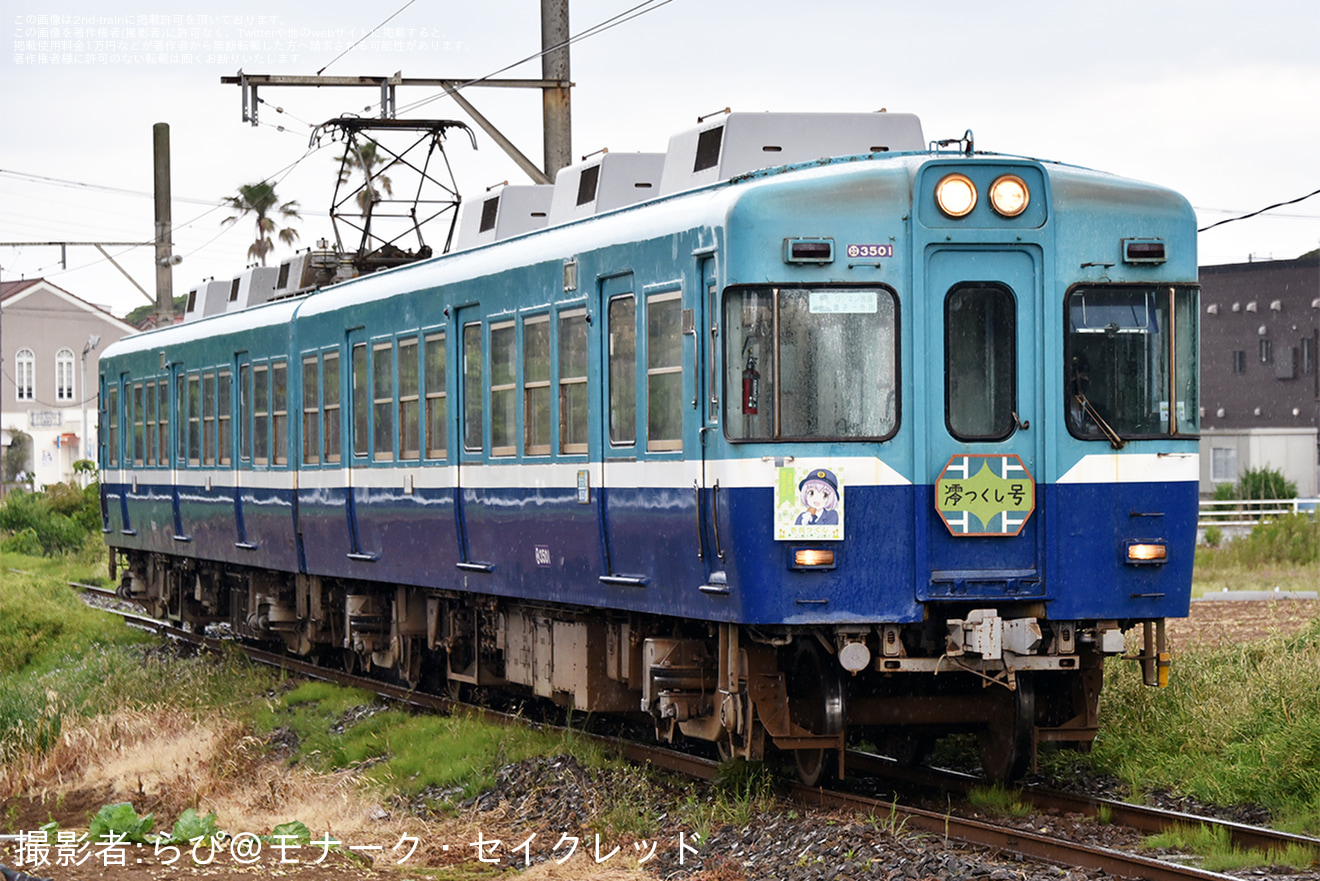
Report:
978,674,1036,782
397,637,423,690
786,639,844,787
341,648,360,675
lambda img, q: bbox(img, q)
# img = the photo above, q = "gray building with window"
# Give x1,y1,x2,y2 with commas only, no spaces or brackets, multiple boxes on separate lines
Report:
1197,255,1320,497
1,279,137,487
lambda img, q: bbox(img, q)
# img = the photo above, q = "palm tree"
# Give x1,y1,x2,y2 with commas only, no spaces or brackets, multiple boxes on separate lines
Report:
336,138,394,212
221,181,301,266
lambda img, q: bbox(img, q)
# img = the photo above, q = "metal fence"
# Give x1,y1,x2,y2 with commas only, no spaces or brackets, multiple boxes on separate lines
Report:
1198,498,1319,530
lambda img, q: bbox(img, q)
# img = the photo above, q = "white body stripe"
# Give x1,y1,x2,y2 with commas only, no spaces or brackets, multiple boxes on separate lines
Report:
1057,452,1198,484
115,455,915,493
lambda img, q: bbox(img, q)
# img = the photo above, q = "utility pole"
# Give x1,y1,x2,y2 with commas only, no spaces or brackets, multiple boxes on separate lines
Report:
153,122,176,327
541,0,572,181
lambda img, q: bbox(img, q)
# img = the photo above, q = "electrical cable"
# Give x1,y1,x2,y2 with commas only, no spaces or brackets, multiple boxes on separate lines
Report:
392,0,675,116
1198,188,1320,233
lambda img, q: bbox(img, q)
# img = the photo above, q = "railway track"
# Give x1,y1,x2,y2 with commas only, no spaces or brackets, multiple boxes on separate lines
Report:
73,581,1320,881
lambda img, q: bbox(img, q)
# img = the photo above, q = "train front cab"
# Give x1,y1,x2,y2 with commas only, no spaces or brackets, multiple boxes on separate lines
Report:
698,156,1200,781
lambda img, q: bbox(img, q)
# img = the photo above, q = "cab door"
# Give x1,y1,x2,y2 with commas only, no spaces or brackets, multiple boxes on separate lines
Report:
920,247,1045,601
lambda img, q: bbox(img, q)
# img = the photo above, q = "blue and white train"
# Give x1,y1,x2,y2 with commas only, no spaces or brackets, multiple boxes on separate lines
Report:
100,111,1200,781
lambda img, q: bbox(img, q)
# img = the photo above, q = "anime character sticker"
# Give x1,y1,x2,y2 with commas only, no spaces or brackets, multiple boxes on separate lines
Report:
775,466,844,541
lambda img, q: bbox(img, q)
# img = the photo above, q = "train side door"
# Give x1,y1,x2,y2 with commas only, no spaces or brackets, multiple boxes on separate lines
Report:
453,306,484,569
596,274,637,581
696,256,726,578
344,329,374,561
920,247,1045,600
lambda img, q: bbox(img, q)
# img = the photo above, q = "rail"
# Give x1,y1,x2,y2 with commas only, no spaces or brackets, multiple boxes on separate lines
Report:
1198,497,1318,529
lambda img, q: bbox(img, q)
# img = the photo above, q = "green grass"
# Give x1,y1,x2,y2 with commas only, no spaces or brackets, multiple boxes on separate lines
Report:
966,784,1032,818
0,546,276,765
1145,823,1318,872
1087,619,1320,836
1192,513,1319,597
254,680,602,803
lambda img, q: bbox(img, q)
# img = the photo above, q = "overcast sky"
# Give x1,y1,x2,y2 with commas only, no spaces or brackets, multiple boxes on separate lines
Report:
3,0,1318,317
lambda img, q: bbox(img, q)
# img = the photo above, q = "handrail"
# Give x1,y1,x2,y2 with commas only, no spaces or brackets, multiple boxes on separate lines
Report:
1198,498,1318,528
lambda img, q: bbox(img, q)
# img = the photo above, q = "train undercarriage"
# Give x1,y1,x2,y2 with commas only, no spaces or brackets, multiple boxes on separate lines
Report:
115,549,1170,782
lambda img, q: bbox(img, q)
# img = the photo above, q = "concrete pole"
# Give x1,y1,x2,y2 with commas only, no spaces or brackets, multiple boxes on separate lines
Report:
541,0,572,181
153,122,175,326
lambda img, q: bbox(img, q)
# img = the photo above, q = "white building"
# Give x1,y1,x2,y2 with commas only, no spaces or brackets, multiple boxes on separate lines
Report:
1,279,137,488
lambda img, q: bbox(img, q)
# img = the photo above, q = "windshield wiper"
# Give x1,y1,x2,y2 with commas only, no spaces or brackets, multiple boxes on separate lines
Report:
1074,393,1127,450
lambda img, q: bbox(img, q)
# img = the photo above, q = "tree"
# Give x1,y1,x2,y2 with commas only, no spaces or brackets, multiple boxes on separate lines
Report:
336,138,394,212
221,181,301,266
4,428,32,486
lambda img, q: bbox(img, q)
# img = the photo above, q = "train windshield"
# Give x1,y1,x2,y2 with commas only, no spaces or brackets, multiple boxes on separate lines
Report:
723,286,898,441
1065,285,1199,443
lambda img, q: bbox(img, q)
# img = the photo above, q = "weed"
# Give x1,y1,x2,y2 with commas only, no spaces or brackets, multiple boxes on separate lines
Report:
967,784,1031,818
1145,823,1316,872
1094,620,1320,834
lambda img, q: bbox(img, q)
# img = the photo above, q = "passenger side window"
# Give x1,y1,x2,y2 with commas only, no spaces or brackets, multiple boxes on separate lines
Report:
217,369,231,466
398,336,420,461
302,356,320,465
490,321,516,456
646,292,683,451
323,352,341,464
424,333,447,460
372,343,393,462
558,310,588,455
272,360,288,466
523,316,551,456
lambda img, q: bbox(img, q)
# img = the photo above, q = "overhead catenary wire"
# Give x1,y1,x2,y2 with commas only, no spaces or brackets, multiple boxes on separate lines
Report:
1198,188,1320,233
5,2,679,290
390,0,676,117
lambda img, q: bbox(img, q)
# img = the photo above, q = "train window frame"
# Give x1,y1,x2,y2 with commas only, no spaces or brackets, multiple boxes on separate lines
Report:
252,362,270,467
132,381,145,467
1064,283,1200,442
490,320,517,457
144,380,157,466
322,350,342,464
558,307,589,456
272,359,289,467
217,368,232,466
202,371,217,466
608,294,638,447
722,284,901,443
105,383,119,468
423,331,447,461
371,341,394,463
158,380,171,468
302,354,320,465
523,313,552,457
186,373,201,466
646,289,684,452
944,282,1018,443
398,335,420,461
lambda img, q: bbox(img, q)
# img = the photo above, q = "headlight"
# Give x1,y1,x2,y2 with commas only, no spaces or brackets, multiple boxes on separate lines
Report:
989,174,1030,217
935,173,977,218
1126,542,1168,564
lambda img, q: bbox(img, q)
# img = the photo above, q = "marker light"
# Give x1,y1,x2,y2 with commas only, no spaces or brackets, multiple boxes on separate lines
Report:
935,173,977,218
1126,542,1168,564
793,549,836,569
989,174,1030,217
